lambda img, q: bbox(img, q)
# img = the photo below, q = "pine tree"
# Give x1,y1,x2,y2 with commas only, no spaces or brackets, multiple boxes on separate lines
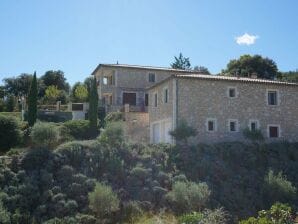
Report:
89,77,98,134
28,72,38,126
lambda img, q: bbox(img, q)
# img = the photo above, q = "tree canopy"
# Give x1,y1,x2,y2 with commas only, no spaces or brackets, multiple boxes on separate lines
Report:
278,70,298,83
28,72,38,126
194,66,210,74
3,73,33,97
171,53,191,70
71,82,88,102
40,70,70,93
223,54,278,79
45,85,61,104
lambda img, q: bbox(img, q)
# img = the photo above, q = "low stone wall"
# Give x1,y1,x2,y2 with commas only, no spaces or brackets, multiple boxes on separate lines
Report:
123,112,149,143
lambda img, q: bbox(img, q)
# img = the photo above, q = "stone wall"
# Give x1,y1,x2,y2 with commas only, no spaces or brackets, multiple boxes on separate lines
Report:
177,78,298,143
123,112,150,143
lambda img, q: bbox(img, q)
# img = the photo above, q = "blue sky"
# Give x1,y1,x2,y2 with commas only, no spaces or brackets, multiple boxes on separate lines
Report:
1,0,298,84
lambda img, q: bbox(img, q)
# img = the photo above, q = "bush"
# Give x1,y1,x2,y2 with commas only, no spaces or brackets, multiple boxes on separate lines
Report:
264,169,296,204
201,208,229,224
121,201,143,223
63,120,93,140
88,182,119,219
178,212,204,224
240,202,294,224
98,122,124,148
0,115,22,152
169,119,197,144
104,112,124,124
31,122,59,148
243,128,264,142
166,181,210,214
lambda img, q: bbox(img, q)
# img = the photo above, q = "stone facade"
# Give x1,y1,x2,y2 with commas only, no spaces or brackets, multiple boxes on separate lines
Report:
149,75,298,144
91,64,197,112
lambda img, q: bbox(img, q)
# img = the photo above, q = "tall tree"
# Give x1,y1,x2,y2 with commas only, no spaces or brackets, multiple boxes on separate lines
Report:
89,77,98,133
45,85,60,104
28,72,38,126
171,53,191,70
193,66,210,74
223,54,278,79
39,70,70,94
278,70,298,83
72,83,88,102
3,73,33,98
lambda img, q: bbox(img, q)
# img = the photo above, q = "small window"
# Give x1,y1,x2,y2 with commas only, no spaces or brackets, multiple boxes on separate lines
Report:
228,88,236,98
249,120,259,131
269,126,279,138
163,88,168,103
154,93,158,107
145,94,148,106
149,73,156,82
268,90,277,105
103,75,114,85
229,120,238,132
206,119,216,132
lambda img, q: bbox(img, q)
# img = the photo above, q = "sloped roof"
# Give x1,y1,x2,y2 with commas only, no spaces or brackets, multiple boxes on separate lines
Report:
147,74,298,90
91,63,199,75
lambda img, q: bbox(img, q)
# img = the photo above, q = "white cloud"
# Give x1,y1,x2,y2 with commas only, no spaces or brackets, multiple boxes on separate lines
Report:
235,33,259,45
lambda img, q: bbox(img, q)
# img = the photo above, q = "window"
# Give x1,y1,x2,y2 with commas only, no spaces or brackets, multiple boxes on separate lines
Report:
145,94,148,106
149,73,156,82
163,88,168,103
268,125,280,138
154,93,158,107
267,90,278,105
206,119,217,132
249,120,259,131
103,75,114,85
228,87,236,98
229,119,238,132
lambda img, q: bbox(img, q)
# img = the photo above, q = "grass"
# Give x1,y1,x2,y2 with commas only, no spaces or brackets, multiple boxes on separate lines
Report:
0,112,22,120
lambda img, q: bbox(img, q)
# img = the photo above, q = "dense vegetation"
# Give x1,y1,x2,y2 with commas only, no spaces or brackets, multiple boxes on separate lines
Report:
0,116,297,223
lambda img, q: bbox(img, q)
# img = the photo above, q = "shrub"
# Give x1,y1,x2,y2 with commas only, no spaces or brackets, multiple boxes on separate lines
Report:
264,169,296,204
243,128,264,142
169,119,197,144
166,181,210,214
88,182,119,219
31,122,59,148
121,201,143,223
63,120,92,140
240,202,294,224
104,112,124,124
178,212,203,224
0,115,22,152
134,212,178,224
201,208,229,224
98,122,124,148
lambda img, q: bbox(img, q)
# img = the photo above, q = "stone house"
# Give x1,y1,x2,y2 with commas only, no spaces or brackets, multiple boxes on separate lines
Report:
148,74,298,144
91,64,198,112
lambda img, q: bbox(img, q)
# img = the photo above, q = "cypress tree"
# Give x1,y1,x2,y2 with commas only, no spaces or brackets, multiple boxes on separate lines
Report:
28,72,38,126
89,77,98,134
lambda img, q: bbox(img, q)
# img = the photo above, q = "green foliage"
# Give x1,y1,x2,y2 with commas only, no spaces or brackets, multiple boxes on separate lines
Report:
72,82,88,103
121,201,144,223
63,120,93,140
28,72,38,126
171,53,191,70
0,201,10,224
3,73,33,97
88,77,98,134
45,85,61,104
40,70,70,93
98,122,124,148
169,120,197,144
200,208,229,224
178,212,204,224
31,122,59,148
104,112,124,124
243,128,264,142
166,181,210,214
5,95,16,112
88,182,119,219
264,169,296,205
193,66,210,74
278,70,298,83
223,54,278,79
0,115,22,152
240,202,294,224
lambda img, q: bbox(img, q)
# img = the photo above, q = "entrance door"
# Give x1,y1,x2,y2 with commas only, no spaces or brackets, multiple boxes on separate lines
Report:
123,92,136,105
